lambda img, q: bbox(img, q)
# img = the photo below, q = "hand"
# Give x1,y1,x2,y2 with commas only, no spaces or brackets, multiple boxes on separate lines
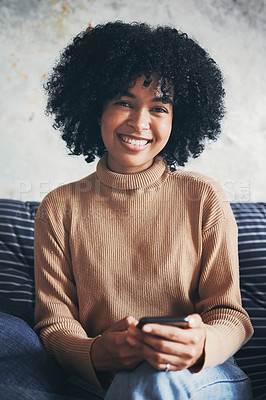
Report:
126,313,206,371
91,316,144,371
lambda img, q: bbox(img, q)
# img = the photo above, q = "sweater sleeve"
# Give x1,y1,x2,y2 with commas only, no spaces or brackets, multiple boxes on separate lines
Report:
195,215,253,369
34,207,101,388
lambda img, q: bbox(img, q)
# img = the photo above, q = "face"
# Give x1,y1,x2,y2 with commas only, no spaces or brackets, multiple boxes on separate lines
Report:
99,75,173,174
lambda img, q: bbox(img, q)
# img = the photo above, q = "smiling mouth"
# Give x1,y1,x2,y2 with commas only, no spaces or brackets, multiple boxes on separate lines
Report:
118,134,152,147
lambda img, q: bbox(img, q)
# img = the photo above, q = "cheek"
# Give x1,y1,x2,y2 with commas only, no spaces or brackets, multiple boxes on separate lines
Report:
158,119,172,140
99,121,110,148
100,129,113,152
101,111,123,133
100,114,114,138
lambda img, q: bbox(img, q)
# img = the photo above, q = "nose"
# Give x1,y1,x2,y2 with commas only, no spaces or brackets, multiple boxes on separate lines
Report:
127,107,150,132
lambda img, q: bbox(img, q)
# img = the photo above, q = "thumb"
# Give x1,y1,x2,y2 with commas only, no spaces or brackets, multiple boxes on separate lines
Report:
187,313,203,328
109,316,138,332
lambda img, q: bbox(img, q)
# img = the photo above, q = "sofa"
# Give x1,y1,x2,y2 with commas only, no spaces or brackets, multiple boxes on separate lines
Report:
0,198,265,399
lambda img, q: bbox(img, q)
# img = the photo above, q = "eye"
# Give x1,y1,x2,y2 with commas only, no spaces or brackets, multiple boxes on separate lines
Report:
152,106,168,114
114,100,131,108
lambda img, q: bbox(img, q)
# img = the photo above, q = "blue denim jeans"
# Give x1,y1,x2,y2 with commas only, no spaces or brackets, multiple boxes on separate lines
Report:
104,359,252,400
68,357,252,400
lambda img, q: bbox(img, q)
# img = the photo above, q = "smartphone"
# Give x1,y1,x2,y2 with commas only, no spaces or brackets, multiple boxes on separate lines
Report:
137,316,189,330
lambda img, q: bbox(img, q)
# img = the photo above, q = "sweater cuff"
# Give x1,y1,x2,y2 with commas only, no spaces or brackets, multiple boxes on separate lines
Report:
85,335,104,388
66,335,103,388
189,324,231,374
199,324,235,369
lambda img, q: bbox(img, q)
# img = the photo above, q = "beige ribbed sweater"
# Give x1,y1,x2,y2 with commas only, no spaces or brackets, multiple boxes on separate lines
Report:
34,155,253,387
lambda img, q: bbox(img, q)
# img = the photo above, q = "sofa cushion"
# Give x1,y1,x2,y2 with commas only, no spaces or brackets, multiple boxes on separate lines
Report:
0,199,39,327
231,203,266,400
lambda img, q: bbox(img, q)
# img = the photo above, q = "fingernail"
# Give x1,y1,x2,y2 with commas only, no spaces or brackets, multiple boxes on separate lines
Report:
142,325,152,332
188,317,196,327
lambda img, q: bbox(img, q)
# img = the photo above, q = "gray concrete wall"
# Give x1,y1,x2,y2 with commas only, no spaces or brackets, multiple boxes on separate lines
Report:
1,0,265,202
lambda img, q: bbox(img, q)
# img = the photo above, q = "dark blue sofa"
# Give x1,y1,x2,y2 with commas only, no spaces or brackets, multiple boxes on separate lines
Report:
0,199,265,399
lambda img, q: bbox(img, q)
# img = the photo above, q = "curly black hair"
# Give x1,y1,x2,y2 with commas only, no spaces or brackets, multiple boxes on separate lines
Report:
44,21,225,168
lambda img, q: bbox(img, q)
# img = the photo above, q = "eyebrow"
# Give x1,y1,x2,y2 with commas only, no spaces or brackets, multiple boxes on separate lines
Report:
115,90,173,105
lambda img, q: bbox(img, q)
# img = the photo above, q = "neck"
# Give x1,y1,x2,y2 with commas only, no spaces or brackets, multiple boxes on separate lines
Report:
96,155,168,190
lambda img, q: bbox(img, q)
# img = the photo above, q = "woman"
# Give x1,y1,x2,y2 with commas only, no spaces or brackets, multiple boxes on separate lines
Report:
34,21,253,399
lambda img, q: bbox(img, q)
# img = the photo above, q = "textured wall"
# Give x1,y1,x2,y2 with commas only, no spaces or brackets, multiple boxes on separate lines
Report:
1,0,265,201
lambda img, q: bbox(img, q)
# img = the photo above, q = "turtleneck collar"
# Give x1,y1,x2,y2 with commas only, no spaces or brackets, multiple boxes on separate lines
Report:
96,155,168,190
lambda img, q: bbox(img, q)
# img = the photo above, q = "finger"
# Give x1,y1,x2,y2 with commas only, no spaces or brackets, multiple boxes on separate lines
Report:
130,327,191,355
140,323,191,344
139,344,190,371
127,328,205,370
109,316,138,332
131,334,183,356
129,324,205,365
139,316,204,343
127,334,201,371
113,343,144,364
127,326,184,356
127,319,206,371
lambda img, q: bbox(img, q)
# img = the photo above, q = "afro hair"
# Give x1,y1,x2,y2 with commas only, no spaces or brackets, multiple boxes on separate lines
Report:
44,21,225,169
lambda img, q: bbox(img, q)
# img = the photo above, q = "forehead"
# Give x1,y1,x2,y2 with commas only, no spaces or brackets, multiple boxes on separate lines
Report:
127,76,160,96
129,75,165,91
121,74,173,101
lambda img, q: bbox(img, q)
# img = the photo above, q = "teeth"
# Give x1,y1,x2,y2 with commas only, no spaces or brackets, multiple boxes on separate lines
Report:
119,135,149,146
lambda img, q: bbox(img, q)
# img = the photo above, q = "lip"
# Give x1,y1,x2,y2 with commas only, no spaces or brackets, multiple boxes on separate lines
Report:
117,134,152,151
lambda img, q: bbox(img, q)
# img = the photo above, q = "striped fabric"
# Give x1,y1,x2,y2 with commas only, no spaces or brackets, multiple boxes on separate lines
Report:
232,203,266,400
0,199,265,398
0,199,39,327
